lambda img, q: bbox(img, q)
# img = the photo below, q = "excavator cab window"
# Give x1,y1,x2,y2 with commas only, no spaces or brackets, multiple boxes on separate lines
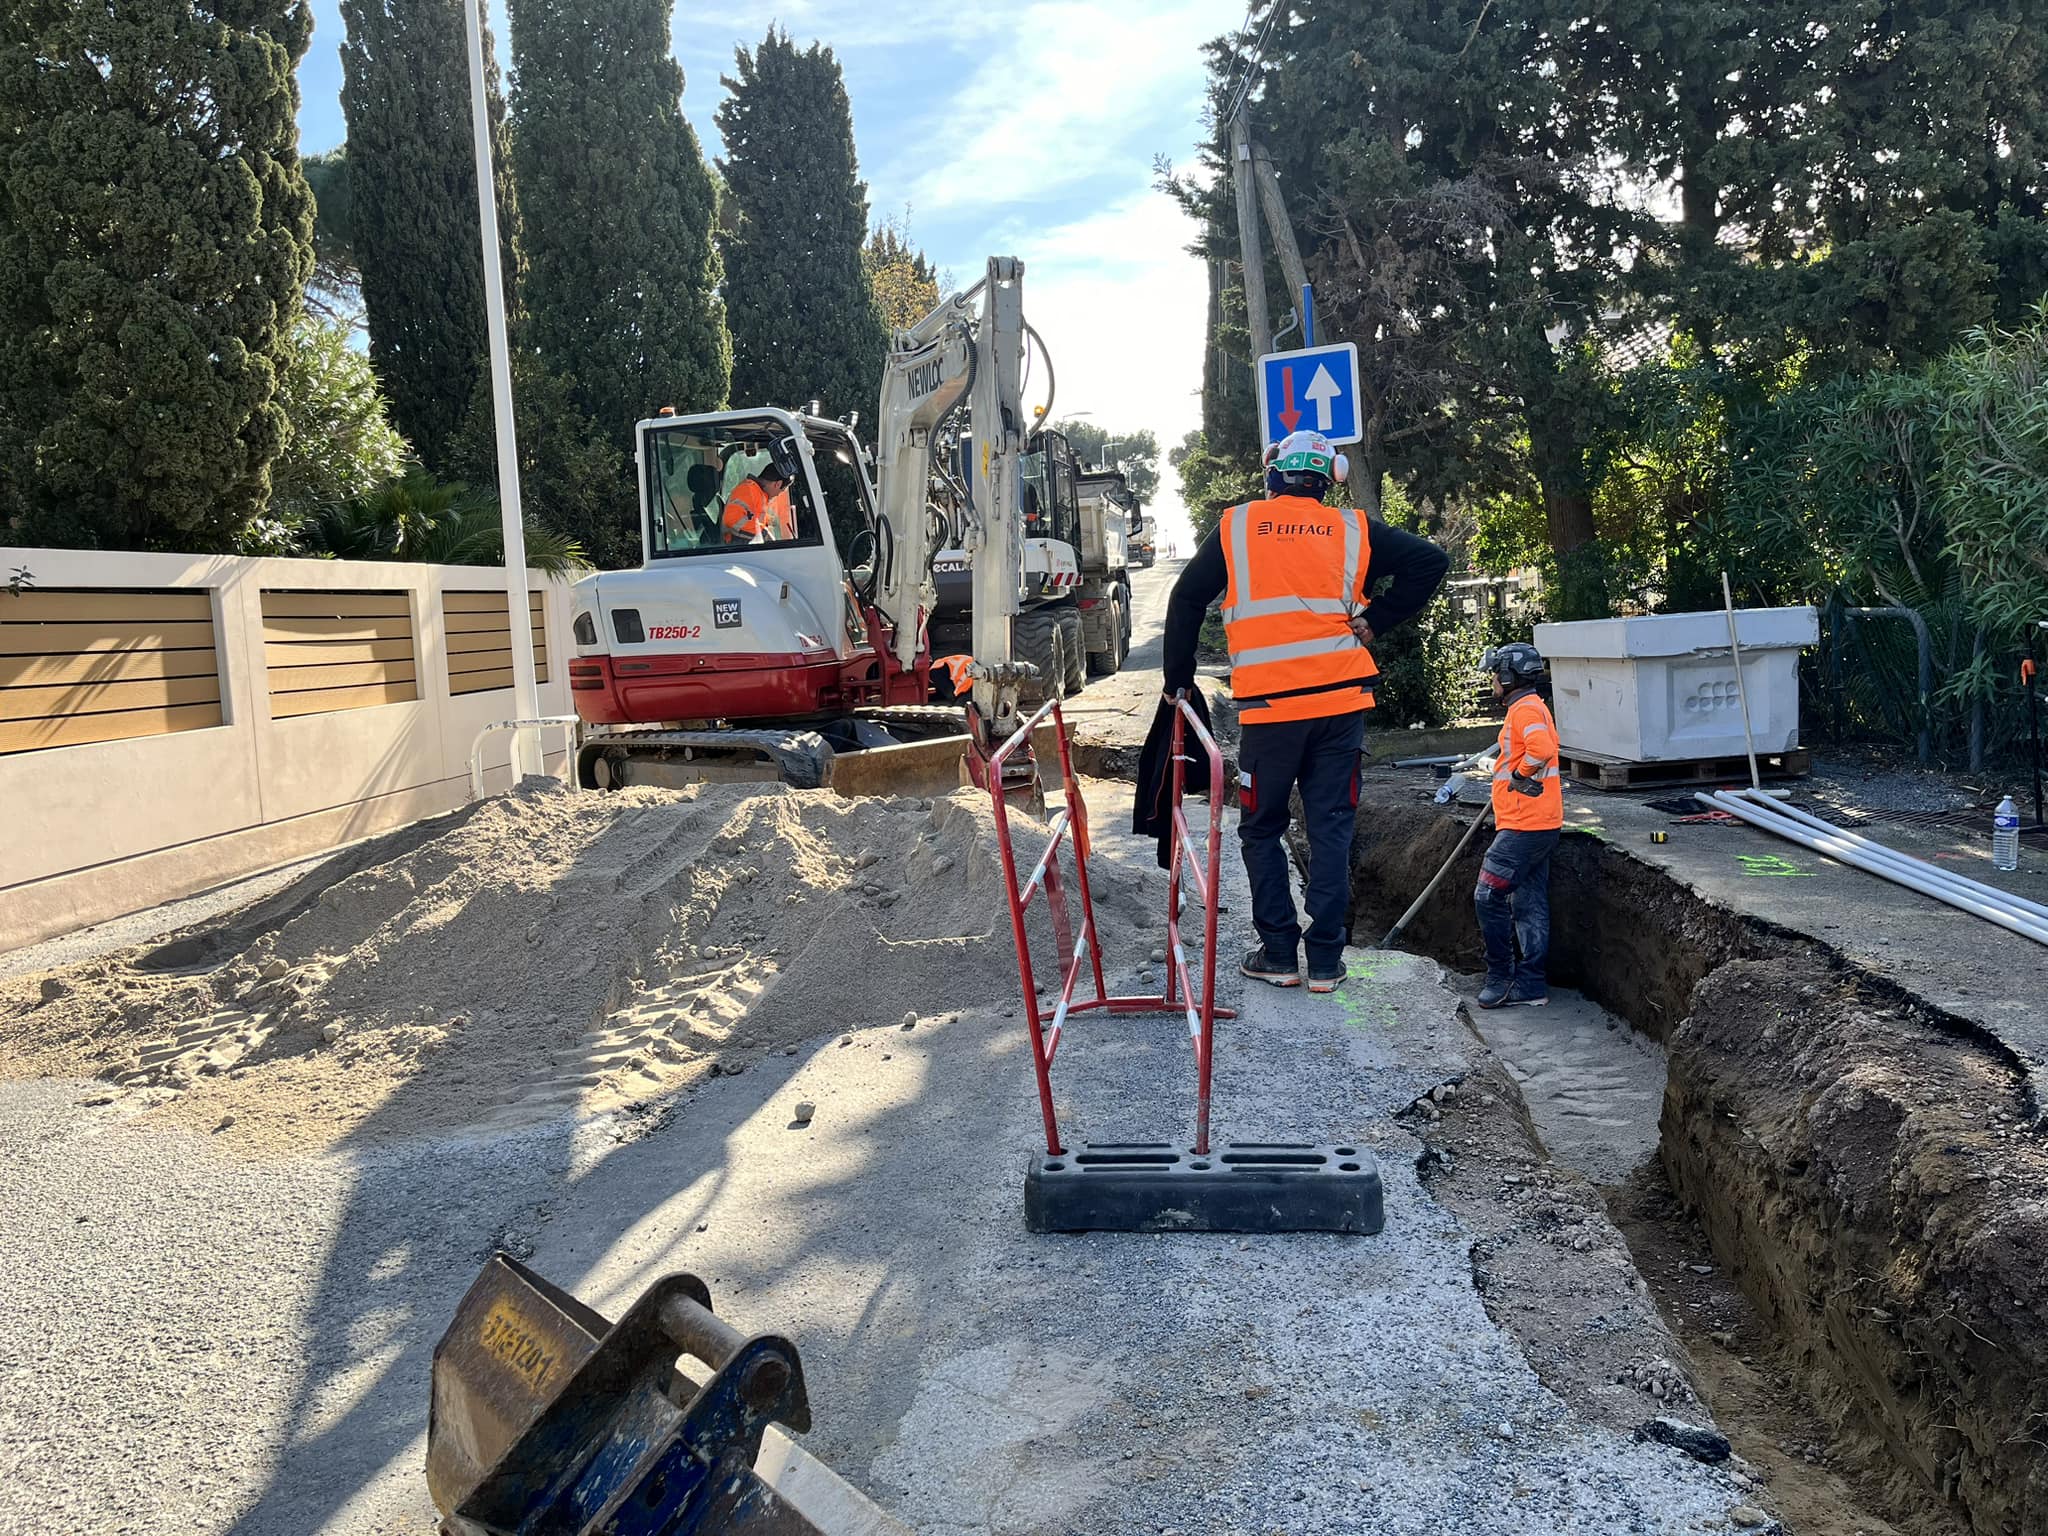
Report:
1023,429,1082,550
643,420,826,559
805,425,877,566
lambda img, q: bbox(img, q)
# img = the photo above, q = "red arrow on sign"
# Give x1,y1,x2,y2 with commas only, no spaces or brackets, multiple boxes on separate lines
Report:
1278,365,1302,432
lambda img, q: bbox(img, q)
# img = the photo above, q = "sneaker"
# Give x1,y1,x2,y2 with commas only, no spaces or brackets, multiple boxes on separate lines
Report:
1240,946,1301,988
1475,976,1513,1009
1307,961,1347,995
1504,983,1549,1008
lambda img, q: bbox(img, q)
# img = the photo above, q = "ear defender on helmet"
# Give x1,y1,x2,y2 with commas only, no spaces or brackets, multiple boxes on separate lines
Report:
1332,452,1350,483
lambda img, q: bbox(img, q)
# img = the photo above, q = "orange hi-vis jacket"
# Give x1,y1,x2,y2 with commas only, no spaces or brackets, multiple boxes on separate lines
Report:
1492,689,1564,830
935,654,975,696
1219,496,1379,723
721,478,791,543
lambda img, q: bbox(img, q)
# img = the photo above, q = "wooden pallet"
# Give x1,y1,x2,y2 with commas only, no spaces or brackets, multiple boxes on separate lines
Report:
1561,746,1811,791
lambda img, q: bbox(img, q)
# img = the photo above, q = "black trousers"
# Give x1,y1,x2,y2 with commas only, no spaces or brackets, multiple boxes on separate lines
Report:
1237,709,1366,968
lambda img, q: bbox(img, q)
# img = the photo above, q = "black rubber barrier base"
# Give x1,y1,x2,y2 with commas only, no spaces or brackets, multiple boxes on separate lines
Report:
1024,1142,1385,1234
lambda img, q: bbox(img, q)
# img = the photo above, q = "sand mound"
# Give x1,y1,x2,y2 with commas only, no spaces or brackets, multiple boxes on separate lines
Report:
0,779,1159,1151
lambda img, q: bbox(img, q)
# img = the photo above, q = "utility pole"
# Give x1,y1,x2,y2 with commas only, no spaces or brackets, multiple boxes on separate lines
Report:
1229,108,1272,361
464,0,541,778
1249,139,1311,320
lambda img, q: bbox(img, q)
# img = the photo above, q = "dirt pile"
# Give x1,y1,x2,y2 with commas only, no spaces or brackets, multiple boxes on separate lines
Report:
0,780,1153,1152
1664,956,2048,1535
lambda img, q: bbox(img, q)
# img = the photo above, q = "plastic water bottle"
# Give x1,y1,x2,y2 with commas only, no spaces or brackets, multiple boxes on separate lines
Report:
1993,795,2021,871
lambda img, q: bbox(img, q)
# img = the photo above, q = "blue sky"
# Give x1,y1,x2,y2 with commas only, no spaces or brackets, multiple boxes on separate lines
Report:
298,0,1244,548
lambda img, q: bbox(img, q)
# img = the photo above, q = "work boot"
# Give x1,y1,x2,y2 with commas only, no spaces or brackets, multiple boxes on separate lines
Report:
1475,976,1513,1009
1240,946,1301,988
1306,960,1347,995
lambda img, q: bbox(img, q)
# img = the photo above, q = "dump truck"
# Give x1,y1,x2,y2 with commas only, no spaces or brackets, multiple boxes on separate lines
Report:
927,438,1136,697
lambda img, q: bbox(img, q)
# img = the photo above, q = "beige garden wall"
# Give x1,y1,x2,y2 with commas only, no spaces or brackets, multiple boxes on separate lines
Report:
0,545,576,955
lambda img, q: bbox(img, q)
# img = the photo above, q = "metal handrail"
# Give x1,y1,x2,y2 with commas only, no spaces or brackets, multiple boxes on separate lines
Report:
468,715,580,800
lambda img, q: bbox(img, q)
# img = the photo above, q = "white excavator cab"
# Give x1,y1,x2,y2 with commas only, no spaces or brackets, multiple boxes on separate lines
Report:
567,256,1037,790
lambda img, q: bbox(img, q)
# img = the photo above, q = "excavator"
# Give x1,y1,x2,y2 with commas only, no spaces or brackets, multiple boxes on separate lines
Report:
566,256,1044,792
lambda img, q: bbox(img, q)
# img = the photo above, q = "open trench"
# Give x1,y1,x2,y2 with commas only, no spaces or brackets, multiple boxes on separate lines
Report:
1341,779,2048,1536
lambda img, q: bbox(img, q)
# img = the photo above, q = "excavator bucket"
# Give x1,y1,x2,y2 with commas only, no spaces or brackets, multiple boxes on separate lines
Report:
427,1254,907,1536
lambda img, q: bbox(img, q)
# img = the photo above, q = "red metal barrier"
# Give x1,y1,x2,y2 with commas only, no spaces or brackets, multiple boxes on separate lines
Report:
987,695,1232,1156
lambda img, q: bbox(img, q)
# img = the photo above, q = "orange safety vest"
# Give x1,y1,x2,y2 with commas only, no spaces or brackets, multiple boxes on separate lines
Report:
721,479,790,542
935,654,975,696
1492,691,1564,830
1218,496,1379,723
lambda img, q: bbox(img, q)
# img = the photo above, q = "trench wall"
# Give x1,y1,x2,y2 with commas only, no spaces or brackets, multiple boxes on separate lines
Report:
1344,788,2048,1535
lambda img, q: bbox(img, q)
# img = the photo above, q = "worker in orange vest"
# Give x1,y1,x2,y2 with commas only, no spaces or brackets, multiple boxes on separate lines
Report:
1475,642,1564,1009
1164,429,1450,994
721,462,794,543
933,653,975,702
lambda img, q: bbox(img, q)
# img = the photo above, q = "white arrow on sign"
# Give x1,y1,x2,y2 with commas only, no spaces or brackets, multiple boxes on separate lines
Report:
1304,364,1342,432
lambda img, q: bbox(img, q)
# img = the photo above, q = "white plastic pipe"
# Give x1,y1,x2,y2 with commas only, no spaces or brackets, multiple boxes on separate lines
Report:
1742,792,2048,925
1710,790,2048,931
1700,792,2048,947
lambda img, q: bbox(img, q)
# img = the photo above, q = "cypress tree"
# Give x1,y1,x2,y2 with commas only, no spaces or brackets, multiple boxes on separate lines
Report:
509,0,729,445
339,0,520,470
0,1,315,550
717,29,889,418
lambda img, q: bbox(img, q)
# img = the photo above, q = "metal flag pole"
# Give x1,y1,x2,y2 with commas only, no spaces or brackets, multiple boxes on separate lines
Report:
464,0,542,778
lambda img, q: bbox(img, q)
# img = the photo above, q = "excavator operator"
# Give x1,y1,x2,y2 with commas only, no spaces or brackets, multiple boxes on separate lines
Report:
721,460,794,544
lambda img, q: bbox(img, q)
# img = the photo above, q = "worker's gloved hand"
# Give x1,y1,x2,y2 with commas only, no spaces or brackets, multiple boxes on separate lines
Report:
1509,771,1546,798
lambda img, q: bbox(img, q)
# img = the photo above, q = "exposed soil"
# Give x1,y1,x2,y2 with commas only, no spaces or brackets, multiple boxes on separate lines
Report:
0,780,1146,1154
1341,772,1781,1040
1666,957,2048,1536
1346,776,2048,1536
1406,1041,1725,1446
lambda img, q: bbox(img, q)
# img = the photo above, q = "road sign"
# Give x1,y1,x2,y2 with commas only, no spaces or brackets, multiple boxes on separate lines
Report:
1257,341,1361,448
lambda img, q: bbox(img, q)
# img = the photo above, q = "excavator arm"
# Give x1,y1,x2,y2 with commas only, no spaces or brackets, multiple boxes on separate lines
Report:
871,256,1034,748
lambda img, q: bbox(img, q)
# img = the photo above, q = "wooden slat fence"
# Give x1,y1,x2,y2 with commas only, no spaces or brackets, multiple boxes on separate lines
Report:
262,590,419,718
0,588,223,754
442,589,551,697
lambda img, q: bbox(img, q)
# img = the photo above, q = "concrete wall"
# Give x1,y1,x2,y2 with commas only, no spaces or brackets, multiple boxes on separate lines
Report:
0,546,575,955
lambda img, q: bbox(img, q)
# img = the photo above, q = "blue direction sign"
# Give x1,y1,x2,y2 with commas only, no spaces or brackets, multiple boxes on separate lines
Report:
1257,341,1361,448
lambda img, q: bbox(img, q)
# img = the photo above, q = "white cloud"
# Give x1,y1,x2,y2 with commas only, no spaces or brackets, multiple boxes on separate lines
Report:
892,0,1239,217
1011,193,1210,552
682,2,1003,56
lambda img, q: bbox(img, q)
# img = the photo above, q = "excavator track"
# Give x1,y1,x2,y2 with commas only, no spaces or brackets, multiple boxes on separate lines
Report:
580,728,836,791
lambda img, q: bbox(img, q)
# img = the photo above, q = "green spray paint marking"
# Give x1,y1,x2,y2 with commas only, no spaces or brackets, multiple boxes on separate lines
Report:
1736,853,1816,878
1336,959,1401,1030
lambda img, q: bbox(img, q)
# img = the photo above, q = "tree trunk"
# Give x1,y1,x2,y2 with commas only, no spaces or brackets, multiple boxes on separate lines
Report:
1528,413,1607,619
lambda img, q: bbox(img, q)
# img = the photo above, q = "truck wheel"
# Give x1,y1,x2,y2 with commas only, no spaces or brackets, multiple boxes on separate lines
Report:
1087,594,1123,677
1119,585,1133,648
1015,606,1065,703
1057,606,1087,693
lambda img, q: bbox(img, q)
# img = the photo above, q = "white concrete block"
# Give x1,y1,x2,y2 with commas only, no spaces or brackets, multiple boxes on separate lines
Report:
1534,607,1818,763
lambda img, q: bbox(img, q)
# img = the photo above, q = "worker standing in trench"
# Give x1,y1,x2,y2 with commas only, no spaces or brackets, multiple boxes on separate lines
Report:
1474,643,1563,1008
1162,429,1450,994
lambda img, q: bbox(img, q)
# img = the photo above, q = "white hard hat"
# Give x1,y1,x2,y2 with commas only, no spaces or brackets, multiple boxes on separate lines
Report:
1264,430,1349,485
